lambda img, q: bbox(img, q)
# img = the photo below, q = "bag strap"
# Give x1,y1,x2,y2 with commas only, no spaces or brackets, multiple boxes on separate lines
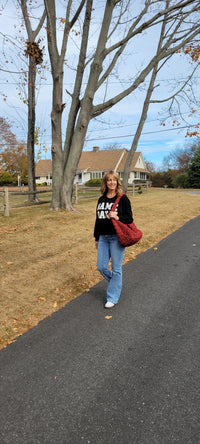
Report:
112,193,125,212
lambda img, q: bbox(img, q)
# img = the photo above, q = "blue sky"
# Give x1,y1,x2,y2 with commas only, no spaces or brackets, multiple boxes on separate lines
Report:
0,1,200,169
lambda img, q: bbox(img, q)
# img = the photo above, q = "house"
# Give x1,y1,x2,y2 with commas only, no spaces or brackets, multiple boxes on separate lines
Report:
35,159,52,186
35,147,150,185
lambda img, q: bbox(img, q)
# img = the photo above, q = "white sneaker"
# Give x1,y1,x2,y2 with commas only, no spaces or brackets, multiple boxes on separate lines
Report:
105,301,115,309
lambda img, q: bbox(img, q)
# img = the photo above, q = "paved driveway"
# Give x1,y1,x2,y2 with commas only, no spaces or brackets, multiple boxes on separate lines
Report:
1,215,200,444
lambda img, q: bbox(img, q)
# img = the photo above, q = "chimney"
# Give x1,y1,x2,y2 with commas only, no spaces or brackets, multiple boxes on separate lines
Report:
93,146,99,152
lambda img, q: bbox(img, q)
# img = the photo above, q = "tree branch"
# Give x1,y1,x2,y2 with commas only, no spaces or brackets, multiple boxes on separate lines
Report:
19,0,33,39
34,9,46,39
97,0,150,90
104,0,198,58
92,18,200,118
150,63,200,104
70,0,86,28
44,0,59,63
64,0,93,164
60,0,73,61
122,0,168,191
60,0,86,61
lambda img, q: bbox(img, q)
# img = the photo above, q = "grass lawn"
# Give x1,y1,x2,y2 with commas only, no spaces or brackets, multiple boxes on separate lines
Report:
0,187,200,349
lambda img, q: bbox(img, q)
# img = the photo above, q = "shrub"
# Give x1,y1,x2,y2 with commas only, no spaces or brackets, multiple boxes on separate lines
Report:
85,179,101,187
21,176,28,185
151,172,165,187
152,170,177,188
0,172,13,186
172,173,189,189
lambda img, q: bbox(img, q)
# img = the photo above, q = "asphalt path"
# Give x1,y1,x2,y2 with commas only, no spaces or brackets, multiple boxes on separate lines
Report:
1,215,200,444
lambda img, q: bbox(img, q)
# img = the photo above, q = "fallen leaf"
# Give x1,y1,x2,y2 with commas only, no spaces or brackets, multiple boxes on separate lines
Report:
105,315,112,320
53,301,58,308
7,262,14,265
153,247,158,251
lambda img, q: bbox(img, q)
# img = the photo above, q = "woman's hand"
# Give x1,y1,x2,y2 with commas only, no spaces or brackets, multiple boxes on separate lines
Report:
95,241,99,249
109,211,119,220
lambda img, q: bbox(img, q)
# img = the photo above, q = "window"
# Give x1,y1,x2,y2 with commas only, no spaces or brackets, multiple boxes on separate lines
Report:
91,171,103,179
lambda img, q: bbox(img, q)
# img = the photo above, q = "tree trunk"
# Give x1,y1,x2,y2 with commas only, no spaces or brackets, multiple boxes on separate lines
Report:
50,69,65,210
27,55,37,202
62,104,91,209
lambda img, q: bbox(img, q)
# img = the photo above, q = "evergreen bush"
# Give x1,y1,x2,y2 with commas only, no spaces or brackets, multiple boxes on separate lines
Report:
85,179,101,187
172,173,189,189
188,147,200,188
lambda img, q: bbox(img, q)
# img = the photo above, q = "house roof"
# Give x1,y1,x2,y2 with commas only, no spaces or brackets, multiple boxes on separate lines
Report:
118,151,149,173
117,151,140,171
35,149,149,175
35,159,52,176
77,149,126,172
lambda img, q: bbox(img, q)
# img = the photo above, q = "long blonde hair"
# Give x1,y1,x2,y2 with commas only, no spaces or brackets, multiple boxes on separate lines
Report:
100,170,123,196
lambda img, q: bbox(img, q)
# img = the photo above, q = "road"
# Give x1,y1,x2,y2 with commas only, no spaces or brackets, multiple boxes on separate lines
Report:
0,215,200,444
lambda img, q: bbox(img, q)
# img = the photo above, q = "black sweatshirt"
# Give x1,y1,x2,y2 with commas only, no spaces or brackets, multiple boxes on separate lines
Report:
94,193,133,241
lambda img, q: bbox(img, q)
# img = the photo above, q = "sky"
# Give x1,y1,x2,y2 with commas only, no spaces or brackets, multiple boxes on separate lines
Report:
0,0,200,170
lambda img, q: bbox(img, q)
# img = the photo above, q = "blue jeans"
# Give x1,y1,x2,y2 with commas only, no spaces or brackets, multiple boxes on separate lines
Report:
97,235,125,304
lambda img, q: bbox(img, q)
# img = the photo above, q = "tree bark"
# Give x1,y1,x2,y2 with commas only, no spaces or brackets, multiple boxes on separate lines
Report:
27,55,37,201
63,105,92,209
50,68,65,210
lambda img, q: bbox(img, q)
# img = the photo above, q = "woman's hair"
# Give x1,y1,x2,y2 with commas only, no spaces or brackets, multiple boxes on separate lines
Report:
100,170,123,196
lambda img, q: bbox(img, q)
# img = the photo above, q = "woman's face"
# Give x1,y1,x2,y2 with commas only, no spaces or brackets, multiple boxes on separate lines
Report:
106,175,117,192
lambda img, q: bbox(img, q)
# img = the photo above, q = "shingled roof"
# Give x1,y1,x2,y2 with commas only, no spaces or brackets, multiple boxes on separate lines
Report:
35,149,148,176
35,159,52,176
77,149,126,172
118,151,149,173
117,151,140,171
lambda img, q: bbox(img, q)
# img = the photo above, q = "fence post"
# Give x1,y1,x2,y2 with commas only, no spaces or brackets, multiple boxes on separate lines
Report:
4,186,9,216
75,183,78,204
132,182,135,196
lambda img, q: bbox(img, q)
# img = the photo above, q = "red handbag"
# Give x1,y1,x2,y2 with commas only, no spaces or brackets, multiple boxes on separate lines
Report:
111,194,143,247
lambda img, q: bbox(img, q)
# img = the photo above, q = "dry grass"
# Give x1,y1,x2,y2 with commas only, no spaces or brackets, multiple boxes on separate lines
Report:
0,188,200,349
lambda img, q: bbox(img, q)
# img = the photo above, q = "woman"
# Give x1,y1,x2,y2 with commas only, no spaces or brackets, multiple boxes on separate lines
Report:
94,171,133,308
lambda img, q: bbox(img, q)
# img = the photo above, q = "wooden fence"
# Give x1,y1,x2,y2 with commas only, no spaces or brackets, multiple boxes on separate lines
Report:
0,182,148,216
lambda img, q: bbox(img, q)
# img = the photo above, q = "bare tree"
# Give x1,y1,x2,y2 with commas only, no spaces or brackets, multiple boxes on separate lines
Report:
44,0,200,210
122,0,200,190
122,4,168,191
18,0,46,201
162,143,198,172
